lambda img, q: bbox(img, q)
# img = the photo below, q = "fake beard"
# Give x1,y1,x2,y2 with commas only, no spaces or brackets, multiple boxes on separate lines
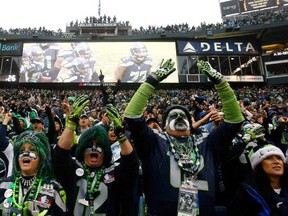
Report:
166,118,189,131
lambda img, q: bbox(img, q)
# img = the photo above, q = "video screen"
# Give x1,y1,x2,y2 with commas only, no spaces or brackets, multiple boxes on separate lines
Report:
20,42,178,83
239,0,281,12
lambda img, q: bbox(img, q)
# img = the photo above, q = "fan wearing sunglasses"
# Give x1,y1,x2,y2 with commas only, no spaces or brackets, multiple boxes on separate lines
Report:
53,95,139,215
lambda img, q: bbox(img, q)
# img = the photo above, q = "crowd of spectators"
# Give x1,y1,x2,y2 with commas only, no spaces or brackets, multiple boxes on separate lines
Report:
1,78,288,214
0,5,287,36
0,84,287,122
0,26,62,36
69,14,122,27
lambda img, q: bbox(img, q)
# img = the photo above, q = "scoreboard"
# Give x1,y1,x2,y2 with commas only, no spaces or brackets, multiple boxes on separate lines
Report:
220,0,285,17
240,0,282,12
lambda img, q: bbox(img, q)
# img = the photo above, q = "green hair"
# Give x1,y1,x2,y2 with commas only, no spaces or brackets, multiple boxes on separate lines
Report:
75,126,112,168
13,131,54,180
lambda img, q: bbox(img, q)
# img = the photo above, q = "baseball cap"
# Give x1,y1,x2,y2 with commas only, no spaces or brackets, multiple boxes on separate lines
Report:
80,113,89,118
30,117,44,124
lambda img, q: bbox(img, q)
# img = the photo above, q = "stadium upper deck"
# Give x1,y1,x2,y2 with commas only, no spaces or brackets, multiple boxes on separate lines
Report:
0,4,287,89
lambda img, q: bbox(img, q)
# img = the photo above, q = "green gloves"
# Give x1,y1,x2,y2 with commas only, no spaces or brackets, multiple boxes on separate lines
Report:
146,59,176,87
197,60,224,84
106,103,127,144
66,95,90,131
242,123,265,143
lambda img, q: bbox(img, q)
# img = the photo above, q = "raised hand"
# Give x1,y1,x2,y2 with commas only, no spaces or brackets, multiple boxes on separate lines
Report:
242,123,265,143
197,60,224,84
99,70,104,82
146,59,176,86
67,95,90,125
106,104,127,143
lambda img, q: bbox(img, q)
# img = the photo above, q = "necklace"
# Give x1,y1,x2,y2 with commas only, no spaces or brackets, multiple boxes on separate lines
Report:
6,172,42,211
82,163,105,215
20,175,36,187
165,132,201,174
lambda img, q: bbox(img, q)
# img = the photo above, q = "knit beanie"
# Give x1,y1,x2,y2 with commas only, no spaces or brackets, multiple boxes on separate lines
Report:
250,145,285,170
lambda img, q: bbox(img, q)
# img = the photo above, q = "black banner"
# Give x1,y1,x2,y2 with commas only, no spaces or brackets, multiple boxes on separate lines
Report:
220,0,241,16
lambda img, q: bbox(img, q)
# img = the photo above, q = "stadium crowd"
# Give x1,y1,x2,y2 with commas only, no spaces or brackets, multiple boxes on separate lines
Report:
0,5,287,36
1,73,288,214
0,4,288,215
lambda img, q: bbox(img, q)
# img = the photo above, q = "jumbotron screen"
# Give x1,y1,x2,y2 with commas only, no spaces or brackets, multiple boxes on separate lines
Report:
220,0,284,17
240,0,283,12
20,42,178,83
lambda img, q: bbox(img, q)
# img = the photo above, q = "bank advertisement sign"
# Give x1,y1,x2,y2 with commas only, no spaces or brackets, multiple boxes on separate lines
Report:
0,42,23,56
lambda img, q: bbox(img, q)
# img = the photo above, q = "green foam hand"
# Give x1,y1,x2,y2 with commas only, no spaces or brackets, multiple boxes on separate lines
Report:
146,59,176,86
68,95,90,124
197,60,224,84
106,103,127,143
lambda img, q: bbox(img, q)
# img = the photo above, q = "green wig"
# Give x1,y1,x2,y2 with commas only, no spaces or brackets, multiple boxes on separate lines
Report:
75,125,112,168
13,131,54,180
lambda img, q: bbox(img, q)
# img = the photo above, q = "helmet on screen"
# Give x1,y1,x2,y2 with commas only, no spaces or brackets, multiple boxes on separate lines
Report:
71,42,80,50
22,49,31,58
30,46,44,63
74,43,92,59
130,42,148,62
22,49,31,65
39,43,50,49
72,57,90,74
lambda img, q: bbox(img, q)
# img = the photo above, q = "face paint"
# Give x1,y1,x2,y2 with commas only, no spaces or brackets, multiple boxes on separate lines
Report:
19,151,38,160
84,145,103,154
84,145,103,159
165,109,190,131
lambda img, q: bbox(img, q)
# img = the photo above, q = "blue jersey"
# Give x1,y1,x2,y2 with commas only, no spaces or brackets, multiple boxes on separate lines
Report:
0,124,14,179
126,116,242,216
119,56,152,83
53,145,139,216
0,176,67,215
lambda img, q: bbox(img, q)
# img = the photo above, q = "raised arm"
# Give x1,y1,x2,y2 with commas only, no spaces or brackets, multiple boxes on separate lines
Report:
106,104,132,155
124,59,176,118
58,95,90,150
197,60,244,124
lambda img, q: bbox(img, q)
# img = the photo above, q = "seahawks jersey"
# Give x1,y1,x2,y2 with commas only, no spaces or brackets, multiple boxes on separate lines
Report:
53,145,139,216
119,56,152,83
0,176,67,215
126,116,242,216
0,125,14,180
41,44,61,70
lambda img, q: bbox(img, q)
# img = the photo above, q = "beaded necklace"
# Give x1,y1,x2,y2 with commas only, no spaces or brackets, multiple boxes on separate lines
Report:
6,172,42,211
165,132,201,175
82,163,105,215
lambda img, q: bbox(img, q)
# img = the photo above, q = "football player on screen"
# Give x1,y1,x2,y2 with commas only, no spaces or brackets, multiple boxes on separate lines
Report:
56,43,100,82
23,46,47,82
114,42,153,83
56,57,92,82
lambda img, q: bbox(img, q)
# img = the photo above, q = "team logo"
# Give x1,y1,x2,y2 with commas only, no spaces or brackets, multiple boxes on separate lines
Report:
103,173,115,184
